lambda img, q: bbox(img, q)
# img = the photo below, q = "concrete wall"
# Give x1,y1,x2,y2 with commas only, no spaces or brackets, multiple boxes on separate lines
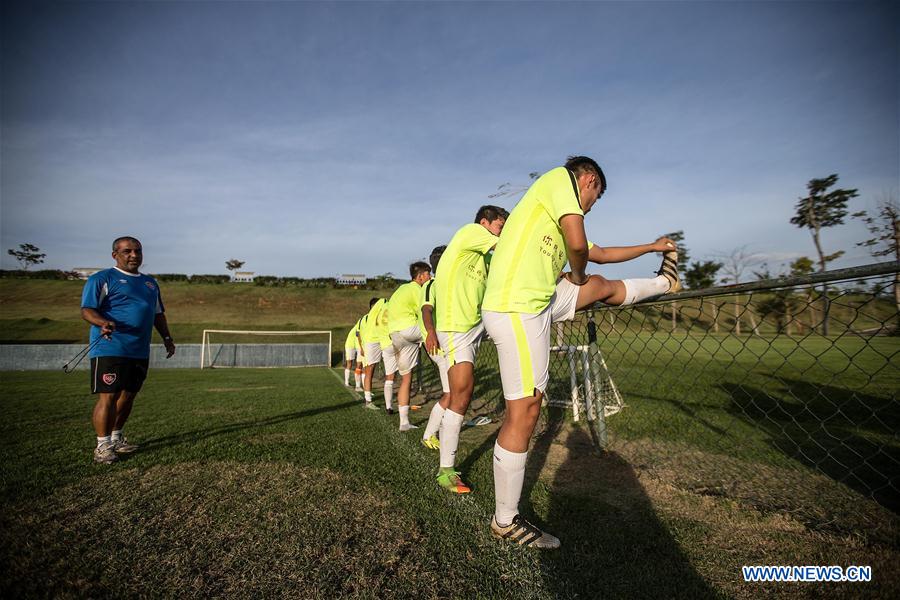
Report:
0,343,330,371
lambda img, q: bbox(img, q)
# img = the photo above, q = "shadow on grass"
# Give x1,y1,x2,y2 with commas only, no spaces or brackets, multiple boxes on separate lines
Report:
457,427,499,479
534,426,719,598
723,379,900,513
140,400,359,451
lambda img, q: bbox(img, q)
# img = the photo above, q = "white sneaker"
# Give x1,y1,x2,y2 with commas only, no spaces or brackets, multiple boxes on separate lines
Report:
93,443,119,464
364,402,379,410
399,423,419,432
491,514,560,549
112,437,139,453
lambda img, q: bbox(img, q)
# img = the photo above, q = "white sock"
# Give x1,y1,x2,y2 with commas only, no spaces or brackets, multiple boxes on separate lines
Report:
97,435,111,448
399,405,410,427
110,430,123,443
354,373,361,387
361,372,366,386
493,441,528,527
423,404,446,440
364,391,372,403
439,409,465,468
344,368,350,385
620,276,670,305
384,380,394,409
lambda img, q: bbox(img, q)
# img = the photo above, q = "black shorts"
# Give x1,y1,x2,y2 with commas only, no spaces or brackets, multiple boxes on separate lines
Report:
90,356,150,394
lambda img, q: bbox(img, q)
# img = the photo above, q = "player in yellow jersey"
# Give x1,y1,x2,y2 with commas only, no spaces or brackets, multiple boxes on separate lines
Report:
420,245,450,450
343,316,365,390
482,156,680,549
387,261,432,431
359,297,398,411
429,205,509,494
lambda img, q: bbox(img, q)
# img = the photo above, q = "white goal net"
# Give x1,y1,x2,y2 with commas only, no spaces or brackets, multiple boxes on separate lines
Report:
200,330,332,369
548,342,625,419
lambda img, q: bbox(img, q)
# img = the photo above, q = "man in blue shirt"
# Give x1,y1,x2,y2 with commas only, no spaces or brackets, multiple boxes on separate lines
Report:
81,237,176,464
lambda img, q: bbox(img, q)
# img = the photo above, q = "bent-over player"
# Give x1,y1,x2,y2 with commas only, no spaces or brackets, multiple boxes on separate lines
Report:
430,205,508,493
482,156,680,548
387,261,432,431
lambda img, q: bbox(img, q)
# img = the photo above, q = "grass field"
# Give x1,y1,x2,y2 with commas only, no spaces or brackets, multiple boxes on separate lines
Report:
1,366,898,599
2,278,899,597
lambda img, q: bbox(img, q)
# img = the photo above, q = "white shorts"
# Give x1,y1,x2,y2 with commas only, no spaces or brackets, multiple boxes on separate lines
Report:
344,346,358,362
482,279,580,400
390,326,422,375
436,322,485,368
363,342,398,375
428,351,450,394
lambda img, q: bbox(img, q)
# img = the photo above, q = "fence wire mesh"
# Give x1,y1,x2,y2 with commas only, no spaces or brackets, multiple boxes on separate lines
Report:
415,262,899,523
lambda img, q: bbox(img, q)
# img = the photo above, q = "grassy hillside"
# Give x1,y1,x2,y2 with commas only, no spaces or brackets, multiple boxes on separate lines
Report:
0,279,386,349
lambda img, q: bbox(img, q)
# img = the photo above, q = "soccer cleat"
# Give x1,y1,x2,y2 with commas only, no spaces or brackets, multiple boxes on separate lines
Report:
354,386,363,392
657,247,682,293
386,408,395,415
410,405,421,411
421,435,440,450
399,423,419,432
364,402,379,410
112,437,139,454
436,468,471,494
491,514,560,549
93,443,119,465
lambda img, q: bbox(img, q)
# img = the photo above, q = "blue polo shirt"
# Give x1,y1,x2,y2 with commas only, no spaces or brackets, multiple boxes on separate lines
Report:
81,268,165,359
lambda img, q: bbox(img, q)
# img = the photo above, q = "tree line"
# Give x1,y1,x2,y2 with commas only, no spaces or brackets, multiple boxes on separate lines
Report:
6,174,898,309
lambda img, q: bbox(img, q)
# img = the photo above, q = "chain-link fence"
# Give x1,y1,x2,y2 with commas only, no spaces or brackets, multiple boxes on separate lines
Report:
414,262,899,521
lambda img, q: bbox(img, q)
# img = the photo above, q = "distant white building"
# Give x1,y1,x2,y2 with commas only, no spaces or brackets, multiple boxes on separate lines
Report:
72,267,103,280
232,271,255,283
336,274,367,286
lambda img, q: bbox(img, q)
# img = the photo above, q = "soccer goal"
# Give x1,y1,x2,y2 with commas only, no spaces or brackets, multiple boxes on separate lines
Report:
549,322,625,448
200,330,332,369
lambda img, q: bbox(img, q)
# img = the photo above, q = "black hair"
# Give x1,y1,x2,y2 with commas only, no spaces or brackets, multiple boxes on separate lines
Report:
429,245,447,272
369,297,380,308
112,236,141,252
565,156,607,192
474,205,509,224
409,261,431,279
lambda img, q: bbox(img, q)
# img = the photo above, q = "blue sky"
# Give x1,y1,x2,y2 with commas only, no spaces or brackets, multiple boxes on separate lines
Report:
2,1,897,282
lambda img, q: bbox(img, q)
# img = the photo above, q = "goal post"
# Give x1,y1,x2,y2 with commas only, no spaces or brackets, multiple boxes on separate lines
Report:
548,320,625,449
200,330,332,369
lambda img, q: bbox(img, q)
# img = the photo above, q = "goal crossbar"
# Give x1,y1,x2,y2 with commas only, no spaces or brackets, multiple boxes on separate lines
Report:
200,329,332,369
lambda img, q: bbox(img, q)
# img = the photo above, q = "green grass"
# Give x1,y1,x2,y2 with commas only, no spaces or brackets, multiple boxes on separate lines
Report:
2,279,899,597
2,367,898,598
0,368,713,598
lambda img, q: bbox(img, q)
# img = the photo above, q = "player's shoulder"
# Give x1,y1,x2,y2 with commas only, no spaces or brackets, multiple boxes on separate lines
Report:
422,278,435,301
533,166,568,185
455,222,495,245
387,281,412,302
528,166,571,196
458,222,483,236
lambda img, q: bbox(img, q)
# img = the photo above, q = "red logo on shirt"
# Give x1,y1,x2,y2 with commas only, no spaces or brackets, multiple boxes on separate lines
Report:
102,373,117,385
